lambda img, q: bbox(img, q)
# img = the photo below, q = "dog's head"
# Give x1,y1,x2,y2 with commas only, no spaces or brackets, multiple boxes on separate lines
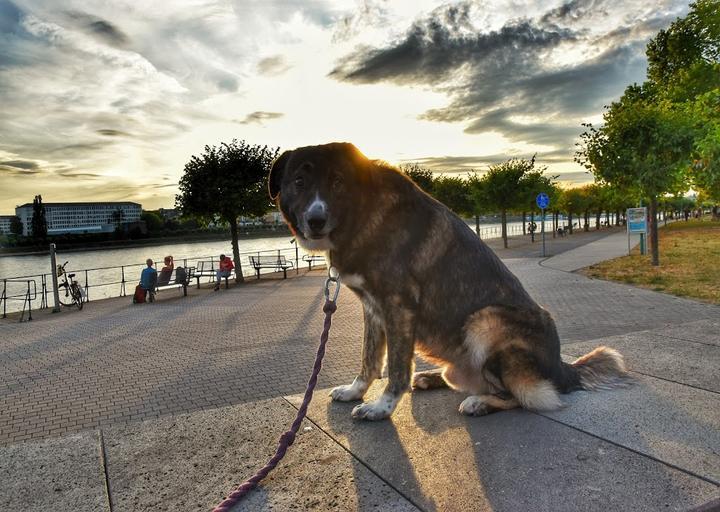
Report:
268,142,370,251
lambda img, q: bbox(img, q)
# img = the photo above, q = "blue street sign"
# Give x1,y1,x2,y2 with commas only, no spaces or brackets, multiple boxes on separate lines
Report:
536,192,550,209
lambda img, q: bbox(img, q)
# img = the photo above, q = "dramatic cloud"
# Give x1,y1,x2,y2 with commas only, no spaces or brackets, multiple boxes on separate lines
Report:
331,0,687,165
0,0,691,212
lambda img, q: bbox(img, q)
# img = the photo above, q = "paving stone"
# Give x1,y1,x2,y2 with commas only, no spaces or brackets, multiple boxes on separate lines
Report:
289,383,719,512
0,431,108,511
543,372,720,484
651,319,720,347
102,397,418,512
563,331,720,392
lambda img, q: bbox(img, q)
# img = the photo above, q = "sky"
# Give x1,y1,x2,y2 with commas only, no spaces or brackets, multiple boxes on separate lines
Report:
0,0,691,213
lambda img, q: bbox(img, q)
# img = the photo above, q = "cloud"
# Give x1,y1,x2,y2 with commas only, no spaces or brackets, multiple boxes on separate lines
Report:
96,129,130,137
237,111,284,125
330,1,686,160
0,159,39,170
257,55,291,76
64,11,129,47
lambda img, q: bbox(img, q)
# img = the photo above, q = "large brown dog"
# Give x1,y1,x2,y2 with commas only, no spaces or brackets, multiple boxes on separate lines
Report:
269,142,629,421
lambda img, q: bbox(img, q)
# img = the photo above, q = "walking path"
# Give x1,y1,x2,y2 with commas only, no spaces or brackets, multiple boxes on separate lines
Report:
1,228,718,511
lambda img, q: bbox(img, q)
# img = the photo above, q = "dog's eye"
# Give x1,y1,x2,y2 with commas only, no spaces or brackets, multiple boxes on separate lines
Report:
295,176,304,188
332,177,344,190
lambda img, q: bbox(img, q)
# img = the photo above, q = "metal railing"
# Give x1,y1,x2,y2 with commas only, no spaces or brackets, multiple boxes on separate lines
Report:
1,278,37,322
0,246,308,315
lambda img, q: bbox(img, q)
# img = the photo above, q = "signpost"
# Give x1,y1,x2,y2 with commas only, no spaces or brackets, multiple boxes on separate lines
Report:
536,193,550,257
627,207,647,255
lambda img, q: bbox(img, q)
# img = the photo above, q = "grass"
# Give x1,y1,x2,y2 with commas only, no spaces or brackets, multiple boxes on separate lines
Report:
581,219,720,305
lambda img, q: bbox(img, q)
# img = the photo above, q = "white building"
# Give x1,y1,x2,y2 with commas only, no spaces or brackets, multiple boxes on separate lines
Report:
15,202,142,236
0,215,15,234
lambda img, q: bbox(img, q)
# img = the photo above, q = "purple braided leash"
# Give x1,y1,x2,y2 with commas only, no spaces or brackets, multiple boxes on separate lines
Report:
213,275,339,512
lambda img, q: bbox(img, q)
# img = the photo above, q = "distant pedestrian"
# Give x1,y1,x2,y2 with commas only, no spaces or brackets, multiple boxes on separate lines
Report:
214,254,235,291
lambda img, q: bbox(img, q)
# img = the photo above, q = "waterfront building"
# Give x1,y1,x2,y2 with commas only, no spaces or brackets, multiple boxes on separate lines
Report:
0,215,15,234
15,202,142,236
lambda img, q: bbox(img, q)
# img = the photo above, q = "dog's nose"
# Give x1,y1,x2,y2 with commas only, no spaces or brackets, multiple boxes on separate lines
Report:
307,214,327,233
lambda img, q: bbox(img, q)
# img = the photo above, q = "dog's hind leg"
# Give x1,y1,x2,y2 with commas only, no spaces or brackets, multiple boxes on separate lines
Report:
331,305,387,402
412,368,448,390
459,394,519,416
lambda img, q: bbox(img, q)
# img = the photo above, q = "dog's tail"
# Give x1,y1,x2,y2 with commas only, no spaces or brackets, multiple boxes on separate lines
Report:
565,346,632,390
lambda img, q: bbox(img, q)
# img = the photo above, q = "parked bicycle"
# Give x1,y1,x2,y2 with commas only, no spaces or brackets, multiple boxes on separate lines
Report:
57,261,84,310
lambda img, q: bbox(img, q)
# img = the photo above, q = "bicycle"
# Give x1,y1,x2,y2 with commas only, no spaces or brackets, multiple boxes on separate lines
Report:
57,261,84,310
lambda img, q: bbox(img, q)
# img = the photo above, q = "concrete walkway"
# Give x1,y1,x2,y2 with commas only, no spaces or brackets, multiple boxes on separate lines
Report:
541,230,637,272
1,229,718,511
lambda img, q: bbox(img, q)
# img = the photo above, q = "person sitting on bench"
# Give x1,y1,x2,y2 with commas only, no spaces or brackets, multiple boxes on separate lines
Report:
214,254,234,291
158,255,174,286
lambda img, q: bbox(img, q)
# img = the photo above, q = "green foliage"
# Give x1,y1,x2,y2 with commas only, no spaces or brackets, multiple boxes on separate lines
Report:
10,216,23,236
432,175,472,216
689,89,720,201
400,163,435,194
31,195,47,240
141,211,164,232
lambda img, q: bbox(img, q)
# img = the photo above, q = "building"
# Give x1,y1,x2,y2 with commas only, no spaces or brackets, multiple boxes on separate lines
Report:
15,202,142,236
0,215,15,234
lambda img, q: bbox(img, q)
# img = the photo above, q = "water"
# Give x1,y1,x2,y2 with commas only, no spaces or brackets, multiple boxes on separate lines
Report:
0,219,560,313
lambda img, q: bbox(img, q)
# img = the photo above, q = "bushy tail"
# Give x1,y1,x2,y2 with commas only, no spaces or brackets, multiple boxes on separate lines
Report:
569,346,632,390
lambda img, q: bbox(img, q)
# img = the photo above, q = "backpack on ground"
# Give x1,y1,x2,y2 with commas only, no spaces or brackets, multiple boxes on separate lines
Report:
133,285,146,304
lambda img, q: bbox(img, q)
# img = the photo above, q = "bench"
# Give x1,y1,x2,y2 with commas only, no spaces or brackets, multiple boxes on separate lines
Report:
150,267,194,301
249,255,294,279
302,254,326,270
194,260,234,289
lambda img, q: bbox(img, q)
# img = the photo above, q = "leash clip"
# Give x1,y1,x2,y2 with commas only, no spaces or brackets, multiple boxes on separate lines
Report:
324,266,340,303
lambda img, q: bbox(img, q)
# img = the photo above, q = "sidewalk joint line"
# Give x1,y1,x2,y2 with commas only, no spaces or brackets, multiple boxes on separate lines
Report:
98,428,115,512
281,396,425,512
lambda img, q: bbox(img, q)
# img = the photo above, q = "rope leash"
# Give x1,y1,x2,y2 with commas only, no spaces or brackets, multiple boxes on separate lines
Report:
212,270,340,512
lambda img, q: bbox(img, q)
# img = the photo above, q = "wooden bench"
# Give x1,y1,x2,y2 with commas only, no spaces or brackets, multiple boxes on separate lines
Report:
194,260,234,289
150,267,194,301
249,255,294,279
302,254,326,270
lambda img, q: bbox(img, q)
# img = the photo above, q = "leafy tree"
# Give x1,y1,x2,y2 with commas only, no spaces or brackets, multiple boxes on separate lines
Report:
558,187,588,234
689,89,720,202
471,157,540,248
31,195,47,241
432,175,472,216
10,216,23,236
141,211,164,233
576,95,694,265
400,163,435,194
176,139,279,282
111,208,125,230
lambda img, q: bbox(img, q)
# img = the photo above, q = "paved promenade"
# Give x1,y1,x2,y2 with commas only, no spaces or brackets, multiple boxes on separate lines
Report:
1,227,718,511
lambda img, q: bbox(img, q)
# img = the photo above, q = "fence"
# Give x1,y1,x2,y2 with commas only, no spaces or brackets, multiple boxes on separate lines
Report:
0,246,304,319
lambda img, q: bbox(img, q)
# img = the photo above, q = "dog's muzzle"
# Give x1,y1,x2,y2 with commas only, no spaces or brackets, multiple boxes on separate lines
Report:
304,203,329,238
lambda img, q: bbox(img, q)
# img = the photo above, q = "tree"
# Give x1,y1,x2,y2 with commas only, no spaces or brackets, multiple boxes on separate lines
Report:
400,163,435,194
31,195,47,241
689,89,720,202
111,208,125,229
432,175,472,216
558,187,588,234
176,139,279,282
576,95,694,265
10,216,23,236
141,211,164,233
472,157,540,248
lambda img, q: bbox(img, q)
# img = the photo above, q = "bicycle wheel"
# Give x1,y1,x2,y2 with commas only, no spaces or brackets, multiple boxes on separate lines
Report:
71,284,84,310
58,283,76,307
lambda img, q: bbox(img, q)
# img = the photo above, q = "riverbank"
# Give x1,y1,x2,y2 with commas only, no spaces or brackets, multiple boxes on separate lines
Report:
0,227,292,257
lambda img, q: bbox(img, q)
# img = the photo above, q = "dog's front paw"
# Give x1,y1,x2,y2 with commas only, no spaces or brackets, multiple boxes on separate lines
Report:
458,396,491,416
351,393,399,421
330,379,367,402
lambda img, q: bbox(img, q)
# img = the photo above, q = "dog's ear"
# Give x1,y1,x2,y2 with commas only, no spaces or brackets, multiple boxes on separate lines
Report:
268,151,292,200
335,142,371,180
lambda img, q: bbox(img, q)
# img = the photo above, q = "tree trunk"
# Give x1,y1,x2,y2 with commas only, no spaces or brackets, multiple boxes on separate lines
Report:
522,212,526,235
605,209,610,226
650,195,659,266
501,209,508,248
596,210,601,230
584,210,590,231
552,211,557,238
568,212,573,234
229,217,245,283
475,215,480,238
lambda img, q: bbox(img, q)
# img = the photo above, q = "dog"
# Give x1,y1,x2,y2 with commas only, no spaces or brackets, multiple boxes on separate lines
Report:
269,142,629,421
